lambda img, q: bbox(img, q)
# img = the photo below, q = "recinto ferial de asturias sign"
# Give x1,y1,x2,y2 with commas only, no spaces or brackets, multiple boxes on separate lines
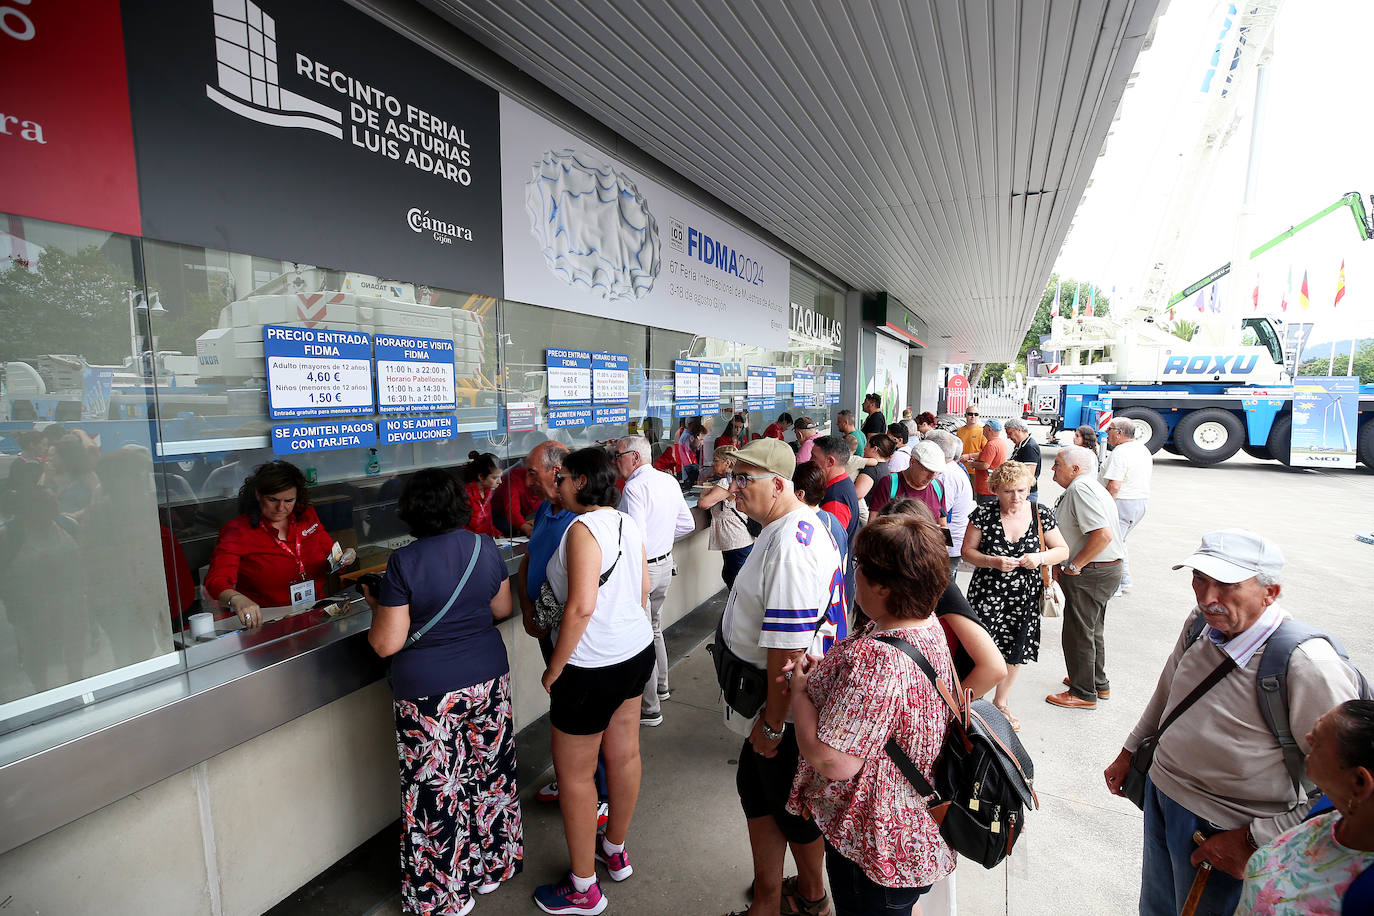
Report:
120,0,503,297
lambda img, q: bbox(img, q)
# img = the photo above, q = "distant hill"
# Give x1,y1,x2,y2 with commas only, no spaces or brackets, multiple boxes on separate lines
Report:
1299,338,1371,361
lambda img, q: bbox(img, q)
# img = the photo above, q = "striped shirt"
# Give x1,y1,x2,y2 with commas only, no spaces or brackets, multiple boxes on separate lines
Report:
722,506,844,734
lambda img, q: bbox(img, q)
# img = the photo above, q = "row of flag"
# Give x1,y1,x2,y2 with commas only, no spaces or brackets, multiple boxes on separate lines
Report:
1249,260,1346,314
1049,280,1101,319
1053,260,1352,323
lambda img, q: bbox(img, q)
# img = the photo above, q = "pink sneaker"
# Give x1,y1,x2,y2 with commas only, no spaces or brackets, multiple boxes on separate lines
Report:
533,873,607,915
595,836,633,882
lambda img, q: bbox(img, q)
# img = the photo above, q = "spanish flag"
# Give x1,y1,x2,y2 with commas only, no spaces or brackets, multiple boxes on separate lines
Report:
1300,270,1310,310
1334,260,1346,307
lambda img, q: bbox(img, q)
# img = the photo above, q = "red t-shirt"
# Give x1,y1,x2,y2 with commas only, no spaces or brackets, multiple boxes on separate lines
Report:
973,437,1013,496
492,466,541,532
763,423,787,441
205,507,336,608
464,481,502,538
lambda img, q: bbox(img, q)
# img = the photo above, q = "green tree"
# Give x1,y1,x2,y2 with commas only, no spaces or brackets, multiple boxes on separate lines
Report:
1296,339,1374,384
0,246,138,366
1015,274,1111,370
1171,319,1199,342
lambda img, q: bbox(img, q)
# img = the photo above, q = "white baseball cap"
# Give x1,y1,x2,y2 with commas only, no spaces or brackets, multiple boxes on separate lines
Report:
1172,530,1285,584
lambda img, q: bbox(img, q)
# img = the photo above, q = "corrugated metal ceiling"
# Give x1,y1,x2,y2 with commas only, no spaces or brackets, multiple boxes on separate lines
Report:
421,0,1162,362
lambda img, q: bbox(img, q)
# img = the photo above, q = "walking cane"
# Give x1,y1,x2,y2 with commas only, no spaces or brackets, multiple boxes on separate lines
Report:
1180,830,1213,916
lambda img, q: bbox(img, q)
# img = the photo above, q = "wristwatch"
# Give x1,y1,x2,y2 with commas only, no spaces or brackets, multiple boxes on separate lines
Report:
1063,561,1080,573
760,719,785,741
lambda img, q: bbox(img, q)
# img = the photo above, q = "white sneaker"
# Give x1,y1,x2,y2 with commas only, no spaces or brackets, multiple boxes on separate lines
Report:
535,781,559,802
477,881,502,894
640,712,663,727
657,687,671,701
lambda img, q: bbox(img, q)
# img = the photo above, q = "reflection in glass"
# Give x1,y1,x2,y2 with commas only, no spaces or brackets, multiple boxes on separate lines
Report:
1,215,176,718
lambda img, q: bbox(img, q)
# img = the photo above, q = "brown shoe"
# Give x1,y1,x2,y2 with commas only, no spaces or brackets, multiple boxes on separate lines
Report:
1046,691,1097,710
1062,676,1111,700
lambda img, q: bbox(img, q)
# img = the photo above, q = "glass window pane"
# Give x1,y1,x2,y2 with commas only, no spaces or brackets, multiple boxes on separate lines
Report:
0,214,179,730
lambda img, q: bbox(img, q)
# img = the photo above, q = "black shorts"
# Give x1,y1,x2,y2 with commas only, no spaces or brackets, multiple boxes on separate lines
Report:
736,728,822,845
549,644,655,735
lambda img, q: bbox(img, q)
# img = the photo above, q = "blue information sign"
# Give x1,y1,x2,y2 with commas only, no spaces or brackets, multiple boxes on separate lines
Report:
825,372,841,405
548,406,594,429
380,416,456,445
263,324,375,419
547,348,593,407
592,352,630,404
593,405,630,425
272,420,377,455
374,334,457,414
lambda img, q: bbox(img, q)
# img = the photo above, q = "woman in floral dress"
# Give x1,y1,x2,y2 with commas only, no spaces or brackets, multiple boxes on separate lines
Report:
363,469,522,916
961,461,1067,730
1238,699,1374,914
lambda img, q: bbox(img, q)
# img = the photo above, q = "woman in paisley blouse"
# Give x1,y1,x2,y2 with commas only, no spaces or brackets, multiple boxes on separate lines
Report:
784,513,956,916
1238,699,1374,914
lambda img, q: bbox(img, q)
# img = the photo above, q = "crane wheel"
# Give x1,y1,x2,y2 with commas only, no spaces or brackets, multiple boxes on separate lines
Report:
1174,408,1244,466
1266,414,1293,467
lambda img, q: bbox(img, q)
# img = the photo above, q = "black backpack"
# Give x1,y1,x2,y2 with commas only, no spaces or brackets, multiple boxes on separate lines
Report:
875,634,1039,868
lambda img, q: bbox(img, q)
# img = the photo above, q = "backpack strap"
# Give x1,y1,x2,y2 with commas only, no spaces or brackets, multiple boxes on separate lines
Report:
889,472,899,500
1256,620,1361,794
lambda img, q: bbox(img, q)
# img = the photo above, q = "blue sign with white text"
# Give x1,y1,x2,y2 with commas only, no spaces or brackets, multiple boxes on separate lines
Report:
374,334,457,414
272,420,377,455
263,324,375,419
593,406,630,425
380,415,456,445
548,407,593,429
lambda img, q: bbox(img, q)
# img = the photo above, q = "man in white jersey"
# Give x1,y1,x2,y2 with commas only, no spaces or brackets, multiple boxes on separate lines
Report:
719,437,844,916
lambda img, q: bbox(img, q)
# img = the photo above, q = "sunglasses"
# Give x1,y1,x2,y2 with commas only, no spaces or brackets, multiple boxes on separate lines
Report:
966,413,979,417
612,450,635,459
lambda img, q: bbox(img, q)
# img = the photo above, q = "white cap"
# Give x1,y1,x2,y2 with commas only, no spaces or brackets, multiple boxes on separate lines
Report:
1172,529,1285,584
911,440,946,473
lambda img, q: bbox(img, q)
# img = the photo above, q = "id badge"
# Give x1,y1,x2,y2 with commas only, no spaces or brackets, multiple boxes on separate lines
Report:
290,580,316,607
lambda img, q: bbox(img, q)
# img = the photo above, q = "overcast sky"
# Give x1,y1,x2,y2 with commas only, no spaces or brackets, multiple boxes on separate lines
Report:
1055,0,1374,344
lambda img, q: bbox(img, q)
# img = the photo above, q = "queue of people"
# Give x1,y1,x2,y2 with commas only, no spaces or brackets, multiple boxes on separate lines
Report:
14,403,1366,916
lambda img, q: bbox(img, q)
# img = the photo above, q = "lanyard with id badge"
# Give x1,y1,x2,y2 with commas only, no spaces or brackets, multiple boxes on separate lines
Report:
273,532,315,607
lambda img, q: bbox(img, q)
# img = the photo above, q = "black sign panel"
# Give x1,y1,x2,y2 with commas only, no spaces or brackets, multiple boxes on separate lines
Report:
121,0,502,297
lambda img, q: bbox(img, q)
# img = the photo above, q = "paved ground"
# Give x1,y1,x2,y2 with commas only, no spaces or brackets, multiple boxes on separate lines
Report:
324,439,1374,916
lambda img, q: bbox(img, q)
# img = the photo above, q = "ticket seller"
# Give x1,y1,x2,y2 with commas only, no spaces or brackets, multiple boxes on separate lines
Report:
206,460,336,627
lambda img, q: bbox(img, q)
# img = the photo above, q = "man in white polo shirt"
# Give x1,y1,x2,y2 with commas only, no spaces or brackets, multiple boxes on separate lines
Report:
614,434,696,726
1100,417,1153,593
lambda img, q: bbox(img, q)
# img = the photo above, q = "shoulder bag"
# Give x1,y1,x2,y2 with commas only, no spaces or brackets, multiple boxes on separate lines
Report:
875,633,1039,868
405,531,484,649
1034,505,1064,618
1121,654,1236,809
533,515,623,632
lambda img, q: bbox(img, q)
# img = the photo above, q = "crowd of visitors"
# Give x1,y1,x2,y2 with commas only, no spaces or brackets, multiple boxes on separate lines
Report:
340,393,1369,916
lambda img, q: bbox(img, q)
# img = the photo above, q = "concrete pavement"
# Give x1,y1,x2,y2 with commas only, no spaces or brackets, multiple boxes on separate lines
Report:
306,441,1374,916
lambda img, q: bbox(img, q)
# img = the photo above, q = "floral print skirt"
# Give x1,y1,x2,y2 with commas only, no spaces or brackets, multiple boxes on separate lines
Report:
395,672,523,915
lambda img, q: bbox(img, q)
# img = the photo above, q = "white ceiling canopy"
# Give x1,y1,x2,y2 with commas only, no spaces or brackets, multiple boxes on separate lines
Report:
421,0,1164,363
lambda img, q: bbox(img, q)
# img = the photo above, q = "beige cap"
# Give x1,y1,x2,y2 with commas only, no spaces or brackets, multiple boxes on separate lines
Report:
727,437,797,479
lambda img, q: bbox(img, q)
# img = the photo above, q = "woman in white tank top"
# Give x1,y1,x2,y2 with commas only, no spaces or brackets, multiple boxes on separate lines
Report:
534,447,654,914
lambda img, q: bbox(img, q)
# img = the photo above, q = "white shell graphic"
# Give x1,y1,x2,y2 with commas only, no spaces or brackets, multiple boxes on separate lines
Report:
525,148,661,300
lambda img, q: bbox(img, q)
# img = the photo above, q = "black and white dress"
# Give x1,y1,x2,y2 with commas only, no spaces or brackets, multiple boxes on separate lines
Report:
965,502,1058,665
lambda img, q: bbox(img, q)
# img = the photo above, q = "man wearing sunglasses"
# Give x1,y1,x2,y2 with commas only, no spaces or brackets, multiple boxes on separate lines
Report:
956,407,987,460
613,435,696,727
717,437,844,916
